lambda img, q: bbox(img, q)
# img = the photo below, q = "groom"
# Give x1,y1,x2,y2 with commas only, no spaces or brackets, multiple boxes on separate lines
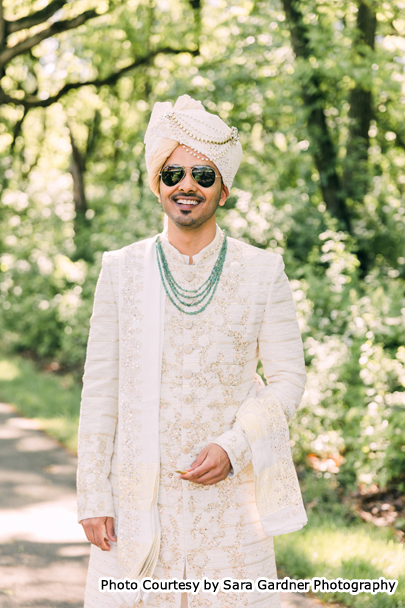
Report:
77,94,307,608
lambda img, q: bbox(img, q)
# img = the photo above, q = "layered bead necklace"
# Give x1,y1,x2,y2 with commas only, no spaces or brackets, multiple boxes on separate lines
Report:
155,234,227,315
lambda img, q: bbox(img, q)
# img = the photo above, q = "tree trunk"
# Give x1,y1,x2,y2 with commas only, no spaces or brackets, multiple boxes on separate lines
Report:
343,1,376,203
281,0,351,231
68,126,93,262
69,128,87,217
0,0,5,78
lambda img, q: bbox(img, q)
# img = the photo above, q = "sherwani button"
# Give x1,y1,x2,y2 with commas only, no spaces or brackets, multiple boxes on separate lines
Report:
184,319,193,329
182,445,191,454
183,369,192,379
183,395,192,404
184,344,193,354
183,419,191,429
185,270,194,281
167,492,177,504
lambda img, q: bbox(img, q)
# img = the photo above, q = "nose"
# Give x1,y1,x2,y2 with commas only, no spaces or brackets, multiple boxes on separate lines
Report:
179,168,196,191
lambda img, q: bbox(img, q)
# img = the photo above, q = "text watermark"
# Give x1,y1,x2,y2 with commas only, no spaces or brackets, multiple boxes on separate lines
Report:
99,576,398,595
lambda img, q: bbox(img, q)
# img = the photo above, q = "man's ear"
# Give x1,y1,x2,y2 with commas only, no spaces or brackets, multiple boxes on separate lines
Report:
218,184,229,207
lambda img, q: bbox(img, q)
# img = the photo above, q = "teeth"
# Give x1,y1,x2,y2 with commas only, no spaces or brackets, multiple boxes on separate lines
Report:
175,199,200,205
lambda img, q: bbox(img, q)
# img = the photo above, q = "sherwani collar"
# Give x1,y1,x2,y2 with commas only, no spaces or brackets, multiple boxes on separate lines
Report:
160,224,224,266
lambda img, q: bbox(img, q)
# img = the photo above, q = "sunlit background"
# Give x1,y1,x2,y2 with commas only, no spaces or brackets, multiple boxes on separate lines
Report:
1,0,405,605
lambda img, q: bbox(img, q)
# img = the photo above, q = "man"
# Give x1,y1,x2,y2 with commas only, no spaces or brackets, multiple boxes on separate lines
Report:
77,94,307,608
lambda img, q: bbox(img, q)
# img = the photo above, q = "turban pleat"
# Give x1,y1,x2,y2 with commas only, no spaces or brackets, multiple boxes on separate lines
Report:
148,138,179,198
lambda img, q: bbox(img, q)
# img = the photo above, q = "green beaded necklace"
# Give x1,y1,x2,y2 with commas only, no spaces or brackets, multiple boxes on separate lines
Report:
156,234,227,315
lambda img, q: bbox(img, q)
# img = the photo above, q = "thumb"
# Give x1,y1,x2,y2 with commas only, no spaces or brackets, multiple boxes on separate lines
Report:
105,517,117,541
188,447,208,471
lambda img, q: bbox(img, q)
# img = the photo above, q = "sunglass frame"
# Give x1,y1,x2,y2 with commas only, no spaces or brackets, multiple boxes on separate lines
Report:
159,165,222,188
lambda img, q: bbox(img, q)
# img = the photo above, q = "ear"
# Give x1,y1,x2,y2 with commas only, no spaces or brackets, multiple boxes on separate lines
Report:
218,184,229,207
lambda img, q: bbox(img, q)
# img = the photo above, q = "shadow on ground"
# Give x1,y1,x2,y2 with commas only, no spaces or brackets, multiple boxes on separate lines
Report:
0,402,89,607
0,540,89,608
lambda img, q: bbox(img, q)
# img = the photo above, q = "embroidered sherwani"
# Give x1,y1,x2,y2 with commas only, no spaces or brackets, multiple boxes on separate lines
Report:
78,227,306,608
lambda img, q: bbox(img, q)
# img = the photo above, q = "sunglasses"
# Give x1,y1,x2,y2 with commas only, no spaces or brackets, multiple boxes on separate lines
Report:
159,165,221,188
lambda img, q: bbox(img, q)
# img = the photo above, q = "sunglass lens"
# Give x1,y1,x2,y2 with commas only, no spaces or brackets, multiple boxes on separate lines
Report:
192,167,216,188
161,166,186,187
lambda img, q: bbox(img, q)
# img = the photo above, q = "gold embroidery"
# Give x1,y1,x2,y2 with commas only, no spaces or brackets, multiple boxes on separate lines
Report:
151,237,294,607
79,232,305,608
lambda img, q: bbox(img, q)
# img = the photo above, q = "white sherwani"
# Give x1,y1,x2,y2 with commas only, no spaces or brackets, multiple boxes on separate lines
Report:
77,226,306,608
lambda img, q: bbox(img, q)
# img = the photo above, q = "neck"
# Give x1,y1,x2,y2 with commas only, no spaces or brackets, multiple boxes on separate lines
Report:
166,216,217,264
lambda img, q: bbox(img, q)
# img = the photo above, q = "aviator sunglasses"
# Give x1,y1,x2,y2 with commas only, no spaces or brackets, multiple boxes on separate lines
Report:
160,164,221,189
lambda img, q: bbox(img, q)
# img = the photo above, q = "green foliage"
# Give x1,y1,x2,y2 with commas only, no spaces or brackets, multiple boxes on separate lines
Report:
1,0,405,495
275,473,405,608
275,509,405,608
0,354,81,452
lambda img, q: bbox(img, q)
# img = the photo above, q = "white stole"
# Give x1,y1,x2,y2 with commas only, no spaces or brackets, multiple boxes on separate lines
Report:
236,376,307,536
117,234,164,599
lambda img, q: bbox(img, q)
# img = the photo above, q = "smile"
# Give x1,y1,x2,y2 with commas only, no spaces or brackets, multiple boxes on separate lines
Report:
173,198,202,206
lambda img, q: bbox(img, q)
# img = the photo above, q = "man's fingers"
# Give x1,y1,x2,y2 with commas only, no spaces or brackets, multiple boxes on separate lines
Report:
181,459,212,480
193,470,223,485
83,527,92,544
99,535,111,552
179,444,230,483
179,450,208,477
105,517,117,542
187,449,208,471
182,460,211,479
81,518,112,551
92,526,111,551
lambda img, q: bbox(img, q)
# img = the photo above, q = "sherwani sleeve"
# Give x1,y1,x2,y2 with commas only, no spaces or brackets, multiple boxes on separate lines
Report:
257,253,307,422
77,252,119,522
212,253,306,477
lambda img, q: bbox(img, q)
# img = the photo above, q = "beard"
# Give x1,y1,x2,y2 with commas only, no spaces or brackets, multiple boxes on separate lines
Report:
160,188,222,230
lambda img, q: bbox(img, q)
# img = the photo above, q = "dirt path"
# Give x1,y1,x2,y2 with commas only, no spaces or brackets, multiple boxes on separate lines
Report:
0,402,88,607
0,401,323,608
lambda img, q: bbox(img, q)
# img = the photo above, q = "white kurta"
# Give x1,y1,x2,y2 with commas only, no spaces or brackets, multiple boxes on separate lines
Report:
78,226,306,608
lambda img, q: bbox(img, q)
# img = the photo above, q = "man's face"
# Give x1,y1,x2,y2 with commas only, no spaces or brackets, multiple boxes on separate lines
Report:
158,145,229,230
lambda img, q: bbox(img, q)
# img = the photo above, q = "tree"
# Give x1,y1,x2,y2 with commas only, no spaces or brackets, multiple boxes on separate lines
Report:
280,0,379,235
0,1,197,110
1,0,405,493
281,0,351,230
0,0,199,258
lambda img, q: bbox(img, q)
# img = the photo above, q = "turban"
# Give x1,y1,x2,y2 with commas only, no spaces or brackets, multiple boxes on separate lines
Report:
144,94,242,197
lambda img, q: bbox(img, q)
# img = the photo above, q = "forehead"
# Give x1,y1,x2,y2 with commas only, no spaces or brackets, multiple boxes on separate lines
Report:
164,145,219,172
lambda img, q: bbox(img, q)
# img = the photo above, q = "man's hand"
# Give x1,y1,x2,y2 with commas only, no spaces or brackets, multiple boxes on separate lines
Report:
179,443,231,485
81,516,116,551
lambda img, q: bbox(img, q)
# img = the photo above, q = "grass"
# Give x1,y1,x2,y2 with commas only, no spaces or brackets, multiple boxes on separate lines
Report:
0,352,404,607
0,354,81,452
275,474,405,608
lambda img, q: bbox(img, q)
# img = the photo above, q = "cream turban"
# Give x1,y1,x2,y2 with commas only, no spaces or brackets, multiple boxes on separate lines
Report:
144,94,242,197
